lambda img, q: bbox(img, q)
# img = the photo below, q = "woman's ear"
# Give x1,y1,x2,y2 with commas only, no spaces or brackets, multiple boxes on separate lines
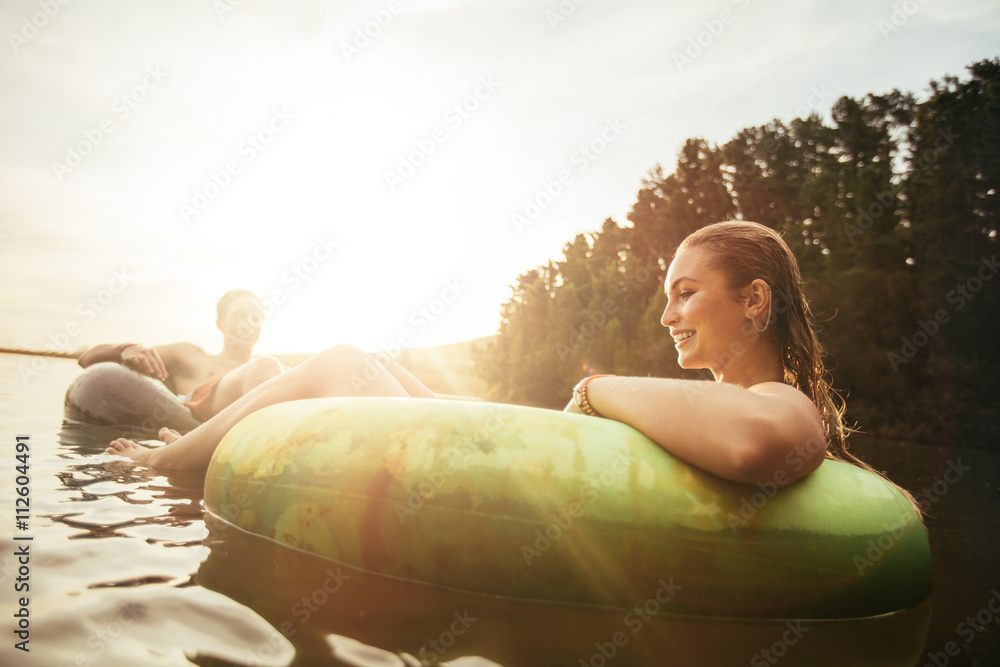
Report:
748,279,771,312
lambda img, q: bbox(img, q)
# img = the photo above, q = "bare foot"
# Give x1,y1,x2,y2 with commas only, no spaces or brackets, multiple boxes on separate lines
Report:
106,438,155,465
158,427,182,444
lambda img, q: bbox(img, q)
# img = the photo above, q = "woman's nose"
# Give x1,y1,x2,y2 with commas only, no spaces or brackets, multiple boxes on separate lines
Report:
661,303,676,328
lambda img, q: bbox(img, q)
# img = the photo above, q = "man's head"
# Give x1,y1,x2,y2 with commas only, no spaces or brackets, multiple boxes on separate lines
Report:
216,289,266,349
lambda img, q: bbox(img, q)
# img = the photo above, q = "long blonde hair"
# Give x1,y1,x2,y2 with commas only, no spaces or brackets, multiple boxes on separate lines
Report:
678,221,919,509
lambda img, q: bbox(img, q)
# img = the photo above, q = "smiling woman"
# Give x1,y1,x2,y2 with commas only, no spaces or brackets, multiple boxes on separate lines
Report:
573,220,919,505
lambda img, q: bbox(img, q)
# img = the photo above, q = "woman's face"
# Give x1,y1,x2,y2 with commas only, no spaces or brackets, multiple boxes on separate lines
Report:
661,246,749,376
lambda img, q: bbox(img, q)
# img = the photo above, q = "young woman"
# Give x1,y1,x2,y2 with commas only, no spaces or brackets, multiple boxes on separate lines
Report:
106,221,874,490
564,220,863,485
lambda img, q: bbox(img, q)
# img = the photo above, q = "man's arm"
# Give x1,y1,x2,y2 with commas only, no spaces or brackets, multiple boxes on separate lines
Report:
78,343,169,381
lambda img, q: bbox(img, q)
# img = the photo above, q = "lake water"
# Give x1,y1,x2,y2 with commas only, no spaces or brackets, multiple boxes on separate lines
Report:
0,353,997,666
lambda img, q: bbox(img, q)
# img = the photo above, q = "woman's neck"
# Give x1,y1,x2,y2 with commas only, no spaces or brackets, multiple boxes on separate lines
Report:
713,343,784,388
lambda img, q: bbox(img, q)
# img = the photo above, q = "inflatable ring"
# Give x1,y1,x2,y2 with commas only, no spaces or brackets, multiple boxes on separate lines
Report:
203,397,932,621
64,362,202,433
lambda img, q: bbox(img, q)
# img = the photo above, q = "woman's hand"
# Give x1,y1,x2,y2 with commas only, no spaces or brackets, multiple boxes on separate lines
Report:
121,344,169,381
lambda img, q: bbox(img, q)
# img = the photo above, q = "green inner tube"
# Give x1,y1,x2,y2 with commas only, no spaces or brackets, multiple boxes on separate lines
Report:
203,397,932,621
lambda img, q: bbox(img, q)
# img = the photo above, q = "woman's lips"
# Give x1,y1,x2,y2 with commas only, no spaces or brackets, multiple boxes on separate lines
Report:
673,331,695,347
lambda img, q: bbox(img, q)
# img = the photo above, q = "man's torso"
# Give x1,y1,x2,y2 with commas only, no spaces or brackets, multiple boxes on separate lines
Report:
157,343,247,396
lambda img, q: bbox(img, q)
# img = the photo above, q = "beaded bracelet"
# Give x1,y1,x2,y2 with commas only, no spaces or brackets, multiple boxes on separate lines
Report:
572,374,615,417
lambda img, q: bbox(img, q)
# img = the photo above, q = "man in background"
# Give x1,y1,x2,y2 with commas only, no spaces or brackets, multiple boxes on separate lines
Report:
78,289,283,422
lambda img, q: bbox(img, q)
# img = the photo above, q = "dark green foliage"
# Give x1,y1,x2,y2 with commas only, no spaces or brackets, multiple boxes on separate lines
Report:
476,60,1000,446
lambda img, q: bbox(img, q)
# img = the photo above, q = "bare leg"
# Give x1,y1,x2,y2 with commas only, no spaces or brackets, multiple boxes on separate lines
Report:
106,345,431,470
370,351,438,399
202,356,285,419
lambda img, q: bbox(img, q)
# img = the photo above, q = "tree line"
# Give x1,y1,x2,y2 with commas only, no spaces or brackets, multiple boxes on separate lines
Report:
475,59,999,447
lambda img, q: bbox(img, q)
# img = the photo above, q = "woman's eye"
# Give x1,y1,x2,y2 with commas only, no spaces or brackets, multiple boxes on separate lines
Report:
679,291,693,300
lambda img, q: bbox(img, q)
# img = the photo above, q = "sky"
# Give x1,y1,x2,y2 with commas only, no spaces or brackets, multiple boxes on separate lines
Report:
1,0,998,357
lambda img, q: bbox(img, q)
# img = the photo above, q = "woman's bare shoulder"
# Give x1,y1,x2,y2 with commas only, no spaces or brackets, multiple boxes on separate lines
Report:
747,381,823,422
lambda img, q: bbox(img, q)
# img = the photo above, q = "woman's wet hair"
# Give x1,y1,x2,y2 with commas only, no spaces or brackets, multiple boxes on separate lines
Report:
679,221,919,511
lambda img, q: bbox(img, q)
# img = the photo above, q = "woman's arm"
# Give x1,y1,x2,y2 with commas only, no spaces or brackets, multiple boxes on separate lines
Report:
579,376,827,485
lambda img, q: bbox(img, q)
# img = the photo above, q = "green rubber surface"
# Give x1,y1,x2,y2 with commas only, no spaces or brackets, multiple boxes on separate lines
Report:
203,397,932,620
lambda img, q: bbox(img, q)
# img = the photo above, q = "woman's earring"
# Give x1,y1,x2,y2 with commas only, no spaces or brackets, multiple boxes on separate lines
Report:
752,308,771,333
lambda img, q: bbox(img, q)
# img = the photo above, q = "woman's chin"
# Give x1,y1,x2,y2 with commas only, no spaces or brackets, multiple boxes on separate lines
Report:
675,352,695,369
675,349,708,372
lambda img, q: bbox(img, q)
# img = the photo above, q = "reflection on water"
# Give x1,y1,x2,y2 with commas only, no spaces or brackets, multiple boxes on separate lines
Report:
198,513,932,666
1,354,998,665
